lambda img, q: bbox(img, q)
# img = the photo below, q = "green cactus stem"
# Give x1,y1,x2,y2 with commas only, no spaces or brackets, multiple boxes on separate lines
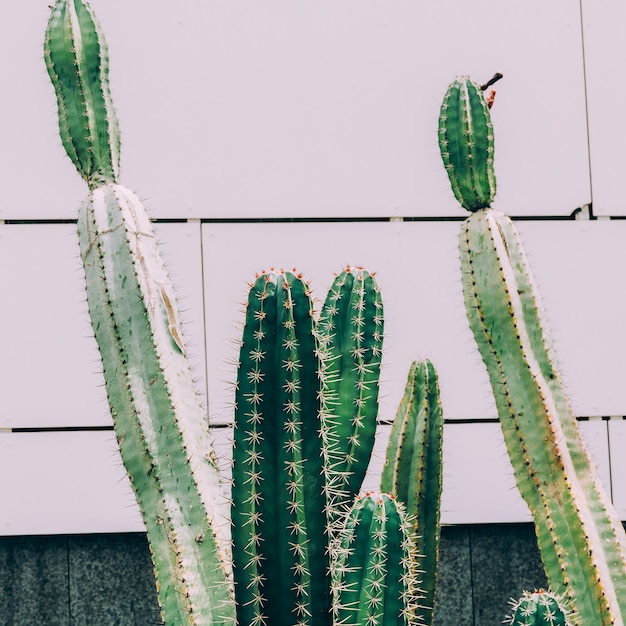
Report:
231,269,330,626
506,590,575,626
78,183,235,625
438,76,496,211
331,493,417,626
381,358,443,625
437,73,626,624
44,0,120,188
317,267,384,531
460,207,626,625
46,1,235,622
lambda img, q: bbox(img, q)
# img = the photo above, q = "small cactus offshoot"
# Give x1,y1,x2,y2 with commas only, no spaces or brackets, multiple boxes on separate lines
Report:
506,590,575,626
331,493,418,626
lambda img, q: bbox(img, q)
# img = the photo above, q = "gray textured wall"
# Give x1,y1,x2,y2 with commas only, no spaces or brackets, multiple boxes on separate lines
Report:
0,524,547,626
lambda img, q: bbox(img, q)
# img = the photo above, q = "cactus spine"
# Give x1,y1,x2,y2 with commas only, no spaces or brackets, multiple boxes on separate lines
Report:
231,269,330,626
317,267,384,531
331,493,417,626
506,590,575,626
439,75,626,625
45,2,235,624
381,359,443,625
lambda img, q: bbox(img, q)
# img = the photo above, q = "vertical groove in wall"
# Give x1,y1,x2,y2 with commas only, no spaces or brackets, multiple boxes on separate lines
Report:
578,0,594,208
196,220,211,420
468,528,476,626
607,418,615,502
66,536,72,624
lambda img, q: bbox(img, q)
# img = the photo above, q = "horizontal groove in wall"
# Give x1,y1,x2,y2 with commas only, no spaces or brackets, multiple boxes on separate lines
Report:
2,205,619,225
4,415,621,434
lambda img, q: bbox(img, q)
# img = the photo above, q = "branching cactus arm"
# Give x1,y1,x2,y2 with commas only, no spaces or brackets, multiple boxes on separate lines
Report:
317,267,383,532
381,358,443,625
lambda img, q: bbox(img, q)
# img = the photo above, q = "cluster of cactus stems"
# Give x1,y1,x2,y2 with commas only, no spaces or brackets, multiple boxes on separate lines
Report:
439,75,626,624
506,590,575,626
45,2,443,624
232,267,431,626
47,1,626,624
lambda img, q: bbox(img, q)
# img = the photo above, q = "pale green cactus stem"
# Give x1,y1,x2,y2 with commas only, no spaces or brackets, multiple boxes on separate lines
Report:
438,75,626,625
44,0,120,188
78,184,235,625
231,269,330,626
506,590,575,626
331,493,418,626
381,358,443,625
317,266,384,534
45,1,235,623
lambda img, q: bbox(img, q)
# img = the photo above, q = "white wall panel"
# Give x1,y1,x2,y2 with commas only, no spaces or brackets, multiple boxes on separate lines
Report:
0,222,205,429
1,419,610,535
581,0,626,216
0,224,106,428
0,431,144,536
608,420,626,518
204,220,626,426
1,1,588,220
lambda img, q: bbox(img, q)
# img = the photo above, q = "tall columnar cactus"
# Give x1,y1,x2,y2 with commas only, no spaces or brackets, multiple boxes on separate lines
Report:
317,267,384,531
381,358,443,625
506,590,575,626
331,493,417,626
45,3,235,624
439,75,626,624
231,269,330,626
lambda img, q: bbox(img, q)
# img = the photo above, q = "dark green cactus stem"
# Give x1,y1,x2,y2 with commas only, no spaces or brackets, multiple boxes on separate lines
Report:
506,590,575,626
44,0,120,188
460,208,626,625
381,358,443,625
231,269,330,626
438,76,496,211
331,493,417,626
317,266,383,531
78,184,235,625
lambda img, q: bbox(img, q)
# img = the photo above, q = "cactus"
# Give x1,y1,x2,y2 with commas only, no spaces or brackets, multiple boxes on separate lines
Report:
381,358,443,625
45,2,235,624
439,75,626,624
317,267,384,533
231,269,330,626
506,590,575,626
330,493,417,626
